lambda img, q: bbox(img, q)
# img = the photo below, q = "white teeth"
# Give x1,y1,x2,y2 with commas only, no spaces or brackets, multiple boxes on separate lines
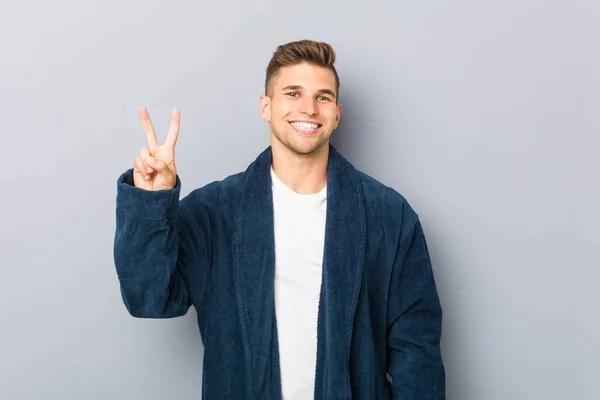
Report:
291,122,319,131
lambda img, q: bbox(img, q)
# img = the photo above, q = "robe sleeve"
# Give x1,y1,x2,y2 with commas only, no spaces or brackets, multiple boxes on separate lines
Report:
113,169,211,319
386,219,446,399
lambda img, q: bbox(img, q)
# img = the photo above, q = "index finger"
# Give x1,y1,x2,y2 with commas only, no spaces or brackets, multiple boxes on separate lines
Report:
138,106,158,150
165,108,180,150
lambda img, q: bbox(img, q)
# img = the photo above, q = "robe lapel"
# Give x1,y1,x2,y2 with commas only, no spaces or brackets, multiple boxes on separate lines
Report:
233,144,366,400
314,145,367,400
233,146,281,399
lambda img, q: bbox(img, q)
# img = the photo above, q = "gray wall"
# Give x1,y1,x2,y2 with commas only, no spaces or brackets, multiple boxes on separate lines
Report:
1,0,598,399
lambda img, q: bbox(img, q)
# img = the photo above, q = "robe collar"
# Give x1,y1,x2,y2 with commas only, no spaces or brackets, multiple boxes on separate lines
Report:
233,143,367,399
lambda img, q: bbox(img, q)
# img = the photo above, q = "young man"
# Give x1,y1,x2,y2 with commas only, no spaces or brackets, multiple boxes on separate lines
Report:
114,40,445,399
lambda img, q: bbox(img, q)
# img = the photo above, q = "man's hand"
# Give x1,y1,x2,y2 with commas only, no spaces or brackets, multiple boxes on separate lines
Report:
133,107,180,191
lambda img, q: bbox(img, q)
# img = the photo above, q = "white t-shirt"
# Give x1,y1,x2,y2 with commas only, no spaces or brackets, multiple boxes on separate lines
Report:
271,166,327,400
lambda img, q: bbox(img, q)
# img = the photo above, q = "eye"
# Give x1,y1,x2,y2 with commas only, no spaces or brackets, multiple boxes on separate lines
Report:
317,95,331,102
286,92,299,97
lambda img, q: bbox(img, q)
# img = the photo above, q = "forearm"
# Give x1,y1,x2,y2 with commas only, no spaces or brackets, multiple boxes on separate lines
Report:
113,169,197,318
387,294,445,399
387,220,446,399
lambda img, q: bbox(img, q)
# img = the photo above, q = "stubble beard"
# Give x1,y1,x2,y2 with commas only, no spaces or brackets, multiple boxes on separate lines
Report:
271,123,330,158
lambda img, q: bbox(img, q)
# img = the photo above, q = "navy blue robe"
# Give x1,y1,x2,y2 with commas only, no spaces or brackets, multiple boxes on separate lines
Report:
113,144,445,399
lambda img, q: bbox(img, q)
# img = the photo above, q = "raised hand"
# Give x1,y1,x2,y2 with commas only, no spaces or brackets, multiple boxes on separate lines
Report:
133,107,180,191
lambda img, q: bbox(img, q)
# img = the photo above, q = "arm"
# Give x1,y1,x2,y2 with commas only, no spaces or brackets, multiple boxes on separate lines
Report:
113,169,211,318
386,219,446,399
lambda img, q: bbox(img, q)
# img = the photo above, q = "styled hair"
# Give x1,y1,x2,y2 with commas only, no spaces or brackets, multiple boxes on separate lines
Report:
265,39,340,101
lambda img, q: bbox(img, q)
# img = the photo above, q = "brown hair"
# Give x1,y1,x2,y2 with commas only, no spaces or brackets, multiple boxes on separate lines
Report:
265,39,340,101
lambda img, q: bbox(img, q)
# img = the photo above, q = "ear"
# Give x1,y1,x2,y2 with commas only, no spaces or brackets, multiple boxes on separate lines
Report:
259,94,271,122
334,102,343,128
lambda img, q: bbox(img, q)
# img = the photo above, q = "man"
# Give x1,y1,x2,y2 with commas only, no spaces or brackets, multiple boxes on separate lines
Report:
114,39,445,399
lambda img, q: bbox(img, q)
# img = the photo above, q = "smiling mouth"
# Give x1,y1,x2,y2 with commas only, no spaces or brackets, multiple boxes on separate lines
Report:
289,121,322,133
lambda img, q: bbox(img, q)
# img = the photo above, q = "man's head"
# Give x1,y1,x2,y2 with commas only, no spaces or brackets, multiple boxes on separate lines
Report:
259,40,343,157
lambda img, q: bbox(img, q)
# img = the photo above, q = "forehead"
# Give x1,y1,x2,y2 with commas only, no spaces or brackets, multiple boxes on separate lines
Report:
272,62,336,91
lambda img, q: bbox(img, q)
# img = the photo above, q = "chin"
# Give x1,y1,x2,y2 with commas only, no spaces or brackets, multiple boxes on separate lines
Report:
272,127,330,155
287,139,328,156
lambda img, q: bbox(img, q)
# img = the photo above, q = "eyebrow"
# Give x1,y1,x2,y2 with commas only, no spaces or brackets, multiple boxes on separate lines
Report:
281,85,337,99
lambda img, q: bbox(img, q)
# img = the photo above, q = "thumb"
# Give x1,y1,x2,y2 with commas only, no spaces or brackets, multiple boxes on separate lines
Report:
147,157,171,173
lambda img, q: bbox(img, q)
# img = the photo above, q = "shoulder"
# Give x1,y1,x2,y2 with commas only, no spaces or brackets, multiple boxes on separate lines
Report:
181,170,246,210
181,146,273,209
355,169,420,239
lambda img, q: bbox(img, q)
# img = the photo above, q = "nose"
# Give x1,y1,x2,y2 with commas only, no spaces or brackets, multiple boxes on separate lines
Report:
299,97,318,116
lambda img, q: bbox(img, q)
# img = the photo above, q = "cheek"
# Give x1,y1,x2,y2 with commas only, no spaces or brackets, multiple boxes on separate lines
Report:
270,102,283,118
279,98,298,111
322,107,339,123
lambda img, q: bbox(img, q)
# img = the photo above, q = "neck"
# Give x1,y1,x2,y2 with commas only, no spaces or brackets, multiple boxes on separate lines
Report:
270,138,329,194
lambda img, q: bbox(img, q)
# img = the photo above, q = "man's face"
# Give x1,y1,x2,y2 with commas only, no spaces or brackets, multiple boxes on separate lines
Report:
259,62,342,156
